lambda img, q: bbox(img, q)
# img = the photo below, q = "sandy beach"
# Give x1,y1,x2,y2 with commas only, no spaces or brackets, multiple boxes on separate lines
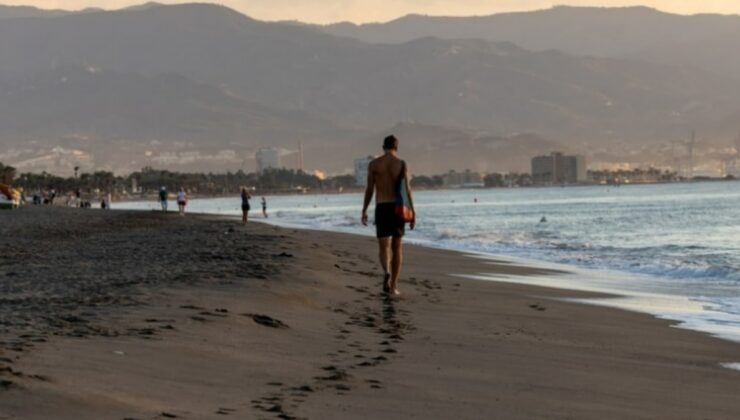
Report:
1,207,739,419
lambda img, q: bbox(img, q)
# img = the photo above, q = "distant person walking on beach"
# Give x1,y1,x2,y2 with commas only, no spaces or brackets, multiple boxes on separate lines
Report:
261,197,268,218
361,135,415,295
176,188,187,216
241,187,252,224
48,187,56,206
159,186,168,212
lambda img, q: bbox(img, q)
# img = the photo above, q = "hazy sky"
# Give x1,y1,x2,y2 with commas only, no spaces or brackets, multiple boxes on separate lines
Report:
5,0,740,23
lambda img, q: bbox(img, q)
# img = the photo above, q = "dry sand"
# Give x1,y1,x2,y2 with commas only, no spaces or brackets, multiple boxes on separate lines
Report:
1,207,739,419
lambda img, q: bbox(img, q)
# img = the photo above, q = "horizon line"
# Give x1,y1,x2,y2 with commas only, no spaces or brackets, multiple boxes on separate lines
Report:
2,1,739,26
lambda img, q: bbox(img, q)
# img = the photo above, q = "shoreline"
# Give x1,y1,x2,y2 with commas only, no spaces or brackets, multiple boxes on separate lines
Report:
41,176,740,207
107,197,740,352
2,208,740,419
194,206,740,349
119,199,740,349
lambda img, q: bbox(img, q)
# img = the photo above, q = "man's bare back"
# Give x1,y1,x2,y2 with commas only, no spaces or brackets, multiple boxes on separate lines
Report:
361,135,415,296
369,154,403,204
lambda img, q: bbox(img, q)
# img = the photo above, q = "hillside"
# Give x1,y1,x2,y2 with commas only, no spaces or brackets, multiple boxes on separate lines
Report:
0,3,739,174
0,66,358,174
321,6,740,79
1,4,736,136
0,4,100,19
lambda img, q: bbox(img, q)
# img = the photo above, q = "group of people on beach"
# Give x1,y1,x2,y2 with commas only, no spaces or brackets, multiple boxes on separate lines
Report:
240,188,267,223
26,187,112,209
157,186,190,216
157,185,268,221
29,187,56,206
66,189,112,209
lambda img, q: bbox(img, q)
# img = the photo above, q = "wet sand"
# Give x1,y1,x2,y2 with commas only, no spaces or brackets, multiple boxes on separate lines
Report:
1,207,739,419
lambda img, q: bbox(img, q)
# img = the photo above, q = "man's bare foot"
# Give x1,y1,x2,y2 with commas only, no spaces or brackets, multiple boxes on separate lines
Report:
391,287,401,296
382,274,391,293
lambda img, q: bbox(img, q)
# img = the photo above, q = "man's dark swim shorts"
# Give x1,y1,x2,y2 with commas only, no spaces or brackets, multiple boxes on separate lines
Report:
375,202,405,238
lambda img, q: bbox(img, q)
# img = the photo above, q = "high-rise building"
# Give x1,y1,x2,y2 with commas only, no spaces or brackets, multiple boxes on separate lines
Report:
532,152,587,184
256,147,280,173
531,155,554,184
562,154,587,184
354,156,375,187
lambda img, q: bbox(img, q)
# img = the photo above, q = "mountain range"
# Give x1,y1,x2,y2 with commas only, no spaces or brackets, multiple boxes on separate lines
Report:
320,6,740,80
0,3,738,175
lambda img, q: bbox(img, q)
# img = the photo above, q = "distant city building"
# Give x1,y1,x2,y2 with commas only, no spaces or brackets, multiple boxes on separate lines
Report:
589,167,674,184
441,170,484,188
354,156,375,187
531,155,554,184
131,177,141,194
256,147,280,173
531,152,587,184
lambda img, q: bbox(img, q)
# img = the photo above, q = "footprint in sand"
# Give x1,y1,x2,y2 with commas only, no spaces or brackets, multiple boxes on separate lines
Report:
215,407,237,415
242,313,289,329
366,379,384,389
314,369,350,382
179,304,205,310
199,310,228,318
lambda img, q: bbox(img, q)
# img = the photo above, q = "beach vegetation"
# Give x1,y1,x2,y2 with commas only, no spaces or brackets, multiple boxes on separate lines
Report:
0,162,17,184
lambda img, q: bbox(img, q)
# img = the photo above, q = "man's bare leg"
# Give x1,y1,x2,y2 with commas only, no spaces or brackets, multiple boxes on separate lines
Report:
390,236,403,295
378,237,392,292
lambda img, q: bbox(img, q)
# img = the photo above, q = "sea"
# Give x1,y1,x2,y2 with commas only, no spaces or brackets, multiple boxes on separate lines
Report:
119,181,740,352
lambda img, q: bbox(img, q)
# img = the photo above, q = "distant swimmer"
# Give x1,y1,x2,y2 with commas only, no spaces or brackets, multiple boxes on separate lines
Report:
261,196,268,218
177,187,187,216
474,198,478,203
241,187,252,224
159,186,168,212
361,135,415,296
540,216,547,223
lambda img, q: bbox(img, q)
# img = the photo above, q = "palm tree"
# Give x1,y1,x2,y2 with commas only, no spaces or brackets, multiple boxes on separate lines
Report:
0,162,17,185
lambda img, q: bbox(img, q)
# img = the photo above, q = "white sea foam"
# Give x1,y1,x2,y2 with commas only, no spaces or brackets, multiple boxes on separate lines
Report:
720,363,740,371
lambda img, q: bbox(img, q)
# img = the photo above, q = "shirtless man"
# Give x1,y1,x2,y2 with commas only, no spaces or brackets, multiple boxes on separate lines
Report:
361,135,415,295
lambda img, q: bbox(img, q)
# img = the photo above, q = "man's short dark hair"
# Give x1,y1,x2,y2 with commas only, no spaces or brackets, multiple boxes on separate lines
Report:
383,135,399,151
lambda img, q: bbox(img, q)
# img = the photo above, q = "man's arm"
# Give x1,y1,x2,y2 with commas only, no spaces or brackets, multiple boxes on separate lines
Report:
404,164,416,230
361,162,375,226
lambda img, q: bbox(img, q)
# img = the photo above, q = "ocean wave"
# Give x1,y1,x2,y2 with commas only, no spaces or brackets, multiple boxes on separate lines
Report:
425,231,740,285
